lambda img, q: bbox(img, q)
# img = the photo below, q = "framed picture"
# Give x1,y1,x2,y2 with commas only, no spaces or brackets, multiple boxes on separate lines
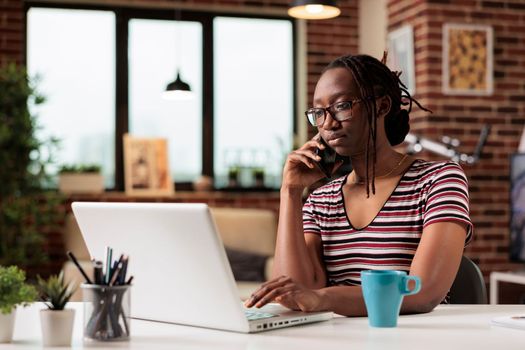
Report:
387,25,415,95
123,134,174,196
442,23,493,96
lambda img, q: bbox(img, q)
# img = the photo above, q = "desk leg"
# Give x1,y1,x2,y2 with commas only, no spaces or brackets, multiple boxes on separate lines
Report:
489,274,498,305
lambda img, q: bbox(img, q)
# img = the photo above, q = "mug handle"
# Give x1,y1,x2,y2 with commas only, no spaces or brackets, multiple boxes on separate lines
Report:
401,276,421,295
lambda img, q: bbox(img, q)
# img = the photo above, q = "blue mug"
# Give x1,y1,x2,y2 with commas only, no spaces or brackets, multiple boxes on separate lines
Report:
360,270,421,327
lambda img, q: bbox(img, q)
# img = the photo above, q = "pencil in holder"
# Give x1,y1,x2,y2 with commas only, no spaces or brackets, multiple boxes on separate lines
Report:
81,284,131,341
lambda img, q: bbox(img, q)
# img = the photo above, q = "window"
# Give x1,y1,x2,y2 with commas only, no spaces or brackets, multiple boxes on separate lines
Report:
129,19,203,182
214,17,294,188
27,7,116,187
26,6,295,191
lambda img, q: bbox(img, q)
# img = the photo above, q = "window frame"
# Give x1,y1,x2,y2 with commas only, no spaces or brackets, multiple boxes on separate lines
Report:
25,2,297,191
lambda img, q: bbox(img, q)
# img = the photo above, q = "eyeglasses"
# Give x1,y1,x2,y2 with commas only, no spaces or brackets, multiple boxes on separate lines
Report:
305,98,364,127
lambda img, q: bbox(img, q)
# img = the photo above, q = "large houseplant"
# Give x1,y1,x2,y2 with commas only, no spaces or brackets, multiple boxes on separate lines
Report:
0,63,63,270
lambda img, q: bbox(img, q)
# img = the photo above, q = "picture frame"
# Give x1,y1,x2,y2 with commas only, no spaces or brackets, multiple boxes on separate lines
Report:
387,24,416,96
123,134,174,196
442,23,493,96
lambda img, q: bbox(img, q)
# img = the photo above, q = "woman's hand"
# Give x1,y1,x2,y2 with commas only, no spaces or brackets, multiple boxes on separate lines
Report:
244,276,324,312
281,136,342,190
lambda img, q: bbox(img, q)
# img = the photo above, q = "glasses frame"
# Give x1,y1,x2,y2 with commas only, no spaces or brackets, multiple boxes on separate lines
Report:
305,97,365,127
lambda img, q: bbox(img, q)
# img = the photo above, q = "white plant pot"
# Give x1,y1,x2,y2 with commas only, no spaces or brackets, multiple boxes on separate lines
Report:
40,309,75,347
0,310,16,343
58,173,104,194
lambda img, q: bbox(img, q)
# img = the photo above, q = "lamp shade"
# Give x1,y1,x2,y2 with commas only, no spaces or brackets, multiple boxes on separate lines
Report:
288,0,341,20
162,71,193,100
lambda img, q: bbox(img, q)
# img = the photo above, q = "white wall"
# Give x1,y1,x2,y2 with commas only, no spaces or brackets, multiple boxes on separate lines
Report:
359,0,387,59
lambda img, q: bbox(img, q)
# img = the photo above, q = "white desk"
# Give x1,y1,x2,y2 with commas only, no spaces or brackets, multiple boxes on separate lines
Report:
5,303,525,350
490,271,525,304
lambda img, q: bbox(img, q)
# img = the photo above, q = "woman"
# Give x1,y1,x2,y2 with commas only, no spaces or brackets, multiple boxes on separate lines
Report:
244,54,473,316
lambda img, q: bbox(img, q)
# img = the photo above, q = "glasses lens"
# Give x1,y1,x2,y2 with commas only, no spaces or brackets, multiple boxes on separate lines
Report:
331,101,353,121
306,109,324,126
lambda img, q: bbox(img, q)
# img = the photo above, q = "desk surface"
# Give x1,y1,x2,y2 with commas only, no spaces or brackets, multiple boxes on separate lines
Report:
6,303,525,350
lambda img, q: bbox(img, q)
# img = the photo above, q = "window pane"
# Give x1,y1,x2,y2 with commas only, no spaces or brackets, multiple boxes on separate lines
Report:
27,8,116,187
214,17,294,189
129,19,202,183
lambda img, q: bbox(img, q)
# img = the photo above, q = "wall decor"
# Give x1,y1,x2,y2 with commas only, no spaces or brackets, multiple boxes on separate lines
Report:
123,134,174,196
443,23,493,96
387,24,415,95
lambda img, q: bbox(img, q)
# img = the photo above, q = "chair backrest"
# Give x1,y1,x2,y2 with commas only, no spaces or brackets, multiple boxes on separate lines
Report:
210,207,277,256
449,256,487,304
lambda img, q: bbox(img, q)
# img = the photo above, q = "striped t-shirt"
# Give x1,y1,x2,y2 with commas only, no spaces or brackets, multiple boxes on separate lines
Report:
303,159,473,287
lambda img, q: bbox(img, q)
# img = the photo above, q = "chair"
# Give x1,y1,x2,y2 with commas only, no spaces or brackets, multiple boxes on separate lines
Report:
449,256,487,304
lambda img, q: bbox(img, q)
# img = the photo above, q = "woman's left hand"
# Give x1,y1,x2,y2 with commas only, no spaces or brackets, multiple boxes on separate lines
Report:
243,275,324,312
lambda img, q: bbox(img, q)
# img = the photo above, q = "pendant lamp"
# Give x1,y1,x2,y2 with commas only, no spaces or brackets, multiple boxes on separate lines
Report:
163,8,193,100
288,0,341,20
163,71,193,100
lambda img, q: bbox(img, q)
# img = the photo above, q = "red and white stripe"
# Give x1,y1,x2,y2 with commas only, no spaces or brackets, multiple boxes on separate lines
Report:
303,159,473,290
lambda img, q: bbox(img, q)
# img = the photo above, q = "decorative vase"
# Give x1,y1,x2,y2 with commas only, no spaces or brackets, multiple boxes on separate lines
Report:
0,310,16,343
40,309,75,347
58,173,104,194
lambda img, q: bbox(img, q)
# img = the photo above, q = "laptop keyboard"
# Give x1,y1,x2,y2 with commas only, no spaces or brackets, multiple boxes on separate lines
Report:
244,310,277,321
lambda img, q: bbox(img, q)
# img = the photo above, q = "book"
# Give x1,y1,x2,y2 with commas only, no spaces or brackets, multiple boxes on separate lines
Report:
491,315,525,330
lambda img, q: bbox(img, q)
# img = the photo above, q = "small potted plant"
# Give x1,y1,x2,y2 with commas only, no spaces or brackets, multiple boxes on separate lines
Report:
0,265,38,343
58,164,104,194
37,271,77,347
228,166,240,188
252,167,265,188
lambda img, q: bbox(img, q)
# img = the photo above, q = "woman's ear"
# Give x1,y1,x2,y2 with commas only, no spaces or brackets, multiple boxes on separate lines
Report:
376,95,392,119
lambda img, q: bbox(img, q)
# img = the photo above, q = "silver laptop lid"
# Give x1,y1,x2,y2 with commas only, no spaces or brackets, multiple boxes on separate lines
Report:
72,202,250,332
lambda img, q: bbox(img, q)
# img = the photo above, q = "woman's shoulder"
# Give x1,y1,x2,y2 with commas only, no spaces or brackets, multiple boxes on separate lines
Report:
407,159,467,183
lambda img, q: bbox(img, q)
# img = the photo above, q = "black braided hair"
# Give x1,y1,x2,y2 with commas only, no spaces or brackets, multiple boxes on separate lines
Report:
323,53,431,197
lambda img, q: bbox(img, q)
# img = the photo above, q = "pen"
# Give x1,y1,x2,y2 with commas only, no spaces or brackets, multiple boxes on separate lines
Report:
119,255,129,285
109,262,123,286
107,259,119,285
104,246,113,285
126,276,134,285
67,251,93,284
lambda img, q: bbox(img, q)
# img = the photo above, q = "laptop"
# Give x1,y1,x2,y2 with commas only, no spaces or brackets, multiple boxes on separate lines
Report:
72,202,333,333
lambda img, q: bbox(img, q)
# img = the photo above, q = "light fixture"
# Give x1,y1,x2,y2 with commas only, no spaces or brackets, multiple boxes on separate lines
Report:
163,7,193,100
288,0,341,20
163,71,193,100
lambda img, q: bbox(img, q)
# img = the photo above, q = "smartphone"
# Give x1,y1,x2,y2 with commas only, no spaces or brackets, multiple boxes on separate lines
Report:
315,137,339,179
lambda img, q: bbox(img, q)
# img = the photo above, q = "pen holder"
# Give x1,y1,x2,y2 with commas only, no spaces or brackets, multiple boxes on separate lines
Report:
81,284,131,341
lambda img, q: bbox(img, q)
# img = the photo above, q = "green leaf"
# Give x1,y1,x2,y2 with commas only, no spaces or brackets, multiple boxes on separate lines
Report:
37,271,77,310
0,265,37,314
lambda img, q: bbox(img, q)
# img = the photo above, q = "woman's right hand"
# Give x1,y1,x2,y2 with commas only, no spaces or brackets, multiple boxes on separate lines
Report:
281,136,340,190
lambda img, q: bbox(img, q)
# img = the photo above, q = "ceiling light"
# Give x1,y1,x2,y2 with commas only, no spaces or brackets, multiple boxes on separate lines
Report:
288,0,341,20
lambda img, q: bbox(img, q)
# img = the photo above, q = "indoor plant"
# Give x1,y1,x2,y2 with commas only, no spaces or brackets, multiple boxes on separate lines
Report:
37,271,76,346
58,164,104,194
0,63,63,271
0,265,38,343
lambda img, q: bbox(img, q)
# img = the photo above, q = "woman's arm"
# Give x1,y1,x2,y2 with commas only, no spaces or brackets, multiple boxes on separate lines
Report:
270,136,333,288
272,187,327,289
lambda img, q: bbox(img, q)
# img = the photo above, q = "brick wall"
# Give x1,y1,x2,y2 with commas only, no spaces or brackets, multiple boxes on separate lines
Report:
0,0,24,66
388,0,525,282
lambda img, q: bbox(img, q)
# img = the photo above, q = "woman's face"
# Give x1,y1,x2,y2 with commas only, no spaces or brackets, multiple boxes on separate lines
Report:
313,67,369,157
